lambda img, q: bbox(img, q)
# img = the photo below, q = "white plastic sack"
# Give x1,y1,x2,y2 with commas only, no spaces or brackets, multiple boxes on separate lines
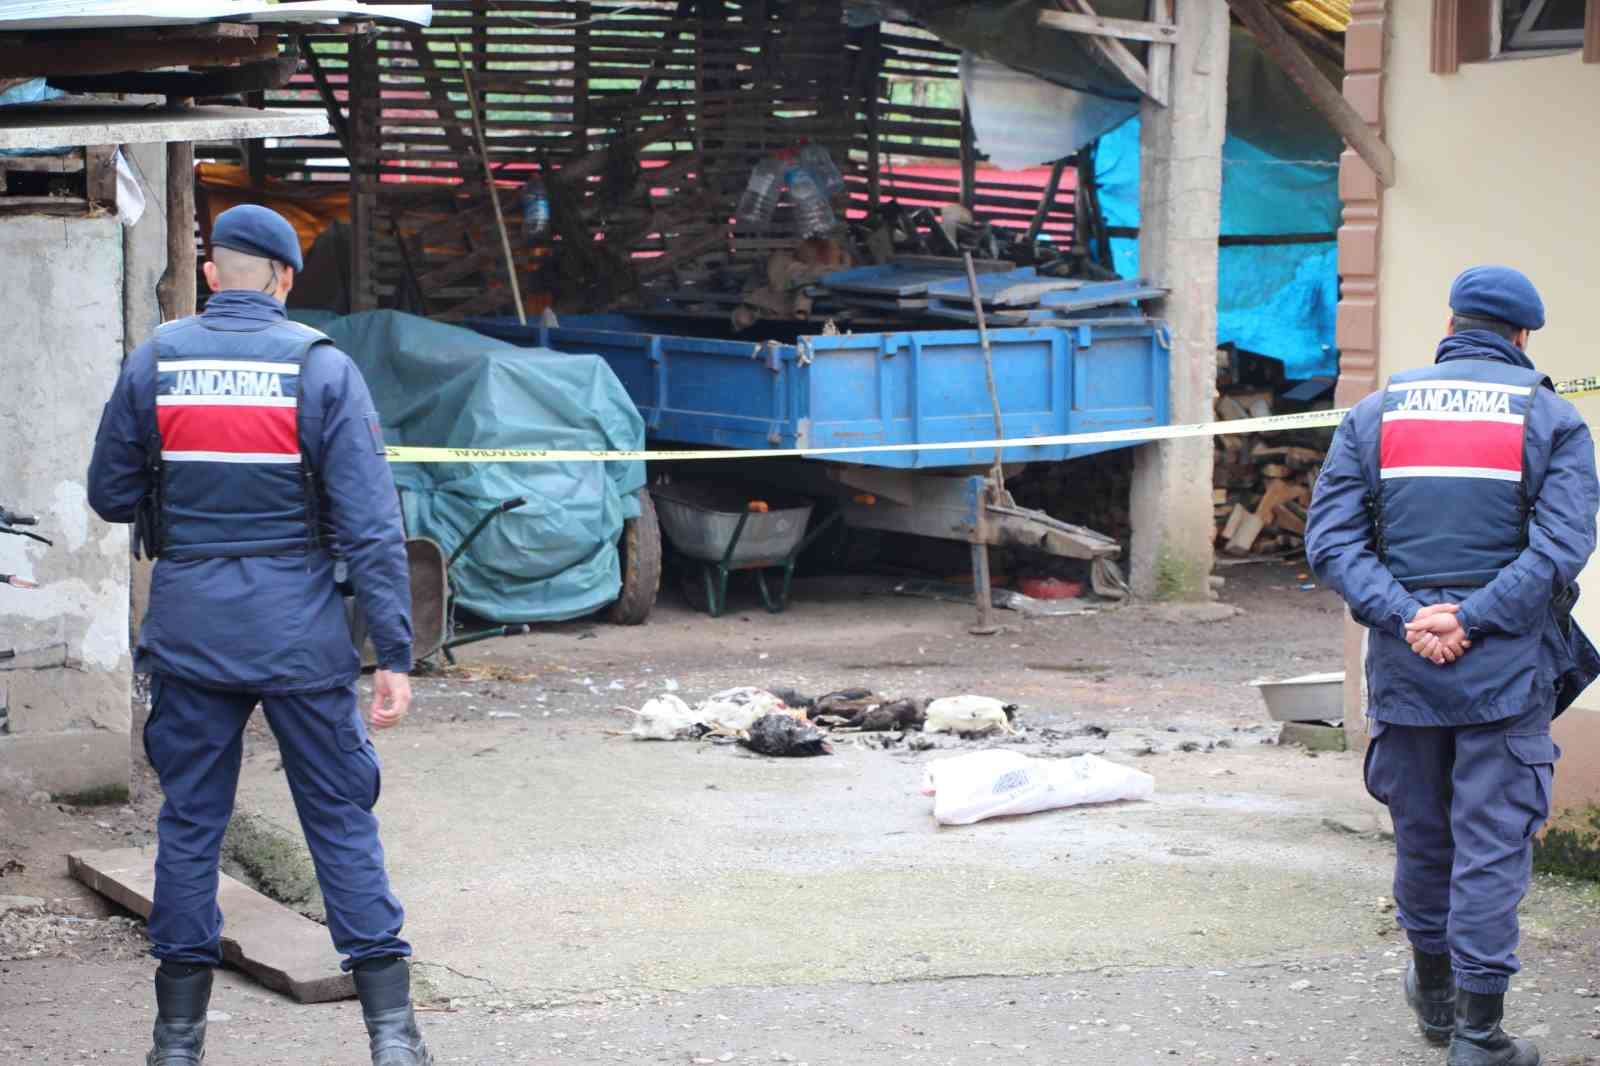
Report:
921,751,1154,826
924,695,1013,736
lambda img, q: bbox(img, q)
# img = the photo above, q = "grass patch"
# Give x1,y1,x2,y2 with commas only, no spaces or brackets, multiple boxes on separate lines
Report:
221,811,326,923
1156,552,1208,601
1534,804,1600,881
56,784,130,807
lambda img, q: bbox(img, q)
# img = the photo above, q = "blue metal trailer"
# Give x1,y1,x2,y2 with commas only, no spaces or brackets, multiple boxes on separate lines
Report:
471,314,1168,469
469,312,1170,623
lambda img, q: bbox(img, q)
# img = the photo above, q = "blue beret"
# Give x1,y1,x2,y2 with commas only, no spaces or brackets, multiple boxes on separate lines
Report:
1449,265,1545,331
211,204,303,272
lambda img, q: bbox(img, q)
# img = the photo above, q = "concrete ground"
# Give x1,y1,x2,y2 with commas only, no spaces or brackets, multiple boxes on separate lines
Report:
5,562,1600,1064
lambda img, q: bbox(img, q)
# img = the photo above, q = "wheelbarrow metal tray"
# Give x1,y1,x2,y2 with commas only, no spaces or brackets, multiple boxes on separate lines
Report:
467,312,1169,469
651,482,814,567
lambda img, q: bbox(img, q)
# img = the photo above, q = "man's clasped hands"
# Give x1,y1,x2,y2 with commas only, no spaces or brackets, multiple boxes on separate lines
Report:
1405,603,1471,666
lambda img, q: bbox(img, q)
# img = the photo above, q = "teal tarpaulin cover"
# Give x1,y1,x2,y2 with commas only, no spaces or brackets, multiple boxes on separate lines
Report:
297,310,646,624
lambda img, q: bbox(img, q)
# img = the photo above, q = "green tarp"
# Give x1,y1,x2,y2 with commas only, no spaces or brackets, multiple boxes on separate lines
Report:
296,310,646,624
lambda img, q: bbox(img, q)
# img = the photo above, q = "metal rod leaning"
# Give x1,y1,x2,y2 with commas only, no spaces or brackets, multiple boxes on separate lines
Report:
963,251,1006,493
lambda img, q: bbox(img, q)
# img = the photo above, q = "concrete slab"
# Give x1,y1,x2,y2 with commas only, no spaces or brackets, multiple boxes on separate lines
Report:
0,731,128,800
1280,722,1348,753
67,847,351,1003
235,718,1396,1007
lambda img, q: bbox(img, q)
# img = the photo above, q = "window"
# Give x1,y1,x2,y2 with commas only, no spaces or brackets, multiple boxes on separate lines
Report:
1502,0,1586,51
1432,0,1597,72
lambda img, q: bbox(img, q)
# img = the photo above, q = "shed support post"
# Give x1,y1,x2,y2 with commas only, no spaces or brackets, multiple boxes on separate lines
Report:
1127,0,1228,599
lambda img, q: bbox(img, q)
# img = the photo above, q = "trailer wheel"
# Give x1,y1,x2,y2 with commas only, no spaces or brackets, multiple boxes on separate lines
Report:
609,488,661,625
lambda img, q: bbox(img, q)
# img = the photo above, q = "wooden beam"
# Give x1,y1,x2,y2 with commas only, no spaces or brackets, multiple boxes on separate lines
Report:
1268,1,1345,67
122,23,259,41
84,144,116,206
414,239,513,293
46,55,299,98
1053,0,1153,101
0,104,328,151
1586,0,1600,63
158,120,198,322
1036,9,1178,43
400,27,479,174
0,35,277,78
1146,0,1174,107
959,100,976,211
298,36,351,156
70,848,353,1004
1025,156,1069,245
348,33,379,312
1227,0,1395,187
244,91,267,187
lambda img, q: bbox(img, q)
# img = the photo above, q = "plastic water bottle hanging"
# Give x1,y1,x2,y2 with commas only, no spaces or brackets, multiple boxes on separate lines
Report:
787,165,836,239
798,143,846,199
735,156,785,227
520,173,550,241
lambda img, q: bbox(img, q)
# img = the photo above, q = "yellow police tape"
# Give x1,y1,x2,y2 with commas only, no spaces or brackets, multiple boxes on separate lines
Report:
382,376,1600,465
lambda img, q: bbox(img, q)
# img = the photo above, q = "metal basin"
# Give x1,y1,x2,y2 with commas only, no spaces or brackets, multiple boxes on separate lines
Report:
1253,671,1345,723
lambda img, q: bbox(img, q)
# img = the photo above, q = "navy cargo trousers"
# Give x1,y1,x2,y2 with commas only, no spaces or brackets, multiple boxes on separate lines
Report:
143,673,410,969
1364,703,1558,993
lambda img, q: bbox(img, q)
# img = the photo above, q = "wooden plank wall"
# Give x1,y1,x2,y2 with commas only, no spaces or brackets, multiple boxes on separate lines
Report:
197,1,1076,317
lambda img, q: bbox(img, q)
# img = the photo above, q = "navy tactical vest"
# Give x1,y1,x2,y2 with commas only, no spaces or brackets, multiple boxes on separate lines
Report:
150,315,332,560
1375,358,1550,589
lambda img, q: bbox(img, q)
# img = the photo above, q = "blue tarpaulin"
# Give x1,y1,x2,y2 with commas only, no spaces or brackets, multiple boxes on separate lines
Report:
1093,118,1341,381
295,310,646,624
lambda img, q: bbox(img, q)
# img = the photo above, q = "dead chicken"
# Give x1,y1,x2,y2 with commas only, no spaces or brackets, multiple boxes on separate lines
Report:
741,713,832,757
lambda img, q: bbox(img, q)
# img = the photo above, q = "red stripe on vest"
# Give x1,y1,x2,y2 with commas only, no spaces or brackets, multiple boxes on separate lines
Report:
1380,419,1523,473
158,405,298,456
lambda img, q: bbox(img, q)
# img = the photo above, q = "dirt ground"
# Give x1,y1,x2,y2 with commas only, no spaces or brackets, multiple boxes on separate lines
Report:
5,561,1600,1065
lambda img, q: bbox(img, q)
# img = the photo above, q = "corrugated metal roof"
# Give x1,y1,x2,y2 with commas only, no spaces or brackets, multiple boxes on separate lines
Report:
0,2,433,32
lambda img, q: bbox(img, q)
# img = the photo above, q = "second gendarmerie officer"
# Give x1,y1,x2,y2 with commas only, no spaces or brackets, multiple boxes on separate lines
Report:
1307,265,1599,1066
88,204,433,1066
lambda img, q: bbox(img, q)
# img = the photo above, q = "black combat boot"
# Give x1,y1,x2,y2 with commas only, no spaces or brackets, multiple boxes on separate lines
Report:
147,963,212,1065
1405,948,1455,1045
353,957,433,1066
1447,989,1540,1066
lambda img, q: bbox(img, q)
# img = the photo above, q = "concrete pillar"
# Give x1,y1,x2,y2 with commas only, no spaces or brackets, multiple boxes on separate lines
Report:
0,214,131,800
122,142,168,798
1128,0,1230,599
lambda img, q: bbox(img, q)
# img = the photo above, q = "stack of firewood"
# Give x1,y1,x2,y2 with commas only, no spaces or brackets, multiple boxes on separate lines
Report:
1212,387,1328,557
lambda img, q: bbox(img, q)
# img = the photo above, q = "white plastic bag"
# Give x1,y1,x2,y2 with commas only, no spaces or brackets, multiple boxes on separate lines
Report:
627,694,705,740
921,750,1154,825
924,695,1014,736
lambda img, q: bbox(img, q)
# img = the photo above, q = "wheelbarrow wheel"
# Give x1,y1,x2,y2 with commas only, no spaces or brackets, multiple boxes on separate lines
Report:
609,488,661,625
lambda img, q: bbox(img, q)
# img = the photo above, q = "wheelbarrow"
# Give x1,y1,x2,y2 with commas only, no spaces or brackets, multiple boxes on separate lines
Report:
349,496,523,669
652,482,842,618
350,489,662,668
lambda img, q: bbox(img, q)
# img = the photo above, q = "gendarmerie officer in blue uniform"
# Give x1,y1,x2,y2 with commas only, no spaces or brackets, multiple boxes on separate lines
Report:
88,205,433,1066
1307,266,1599,1066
